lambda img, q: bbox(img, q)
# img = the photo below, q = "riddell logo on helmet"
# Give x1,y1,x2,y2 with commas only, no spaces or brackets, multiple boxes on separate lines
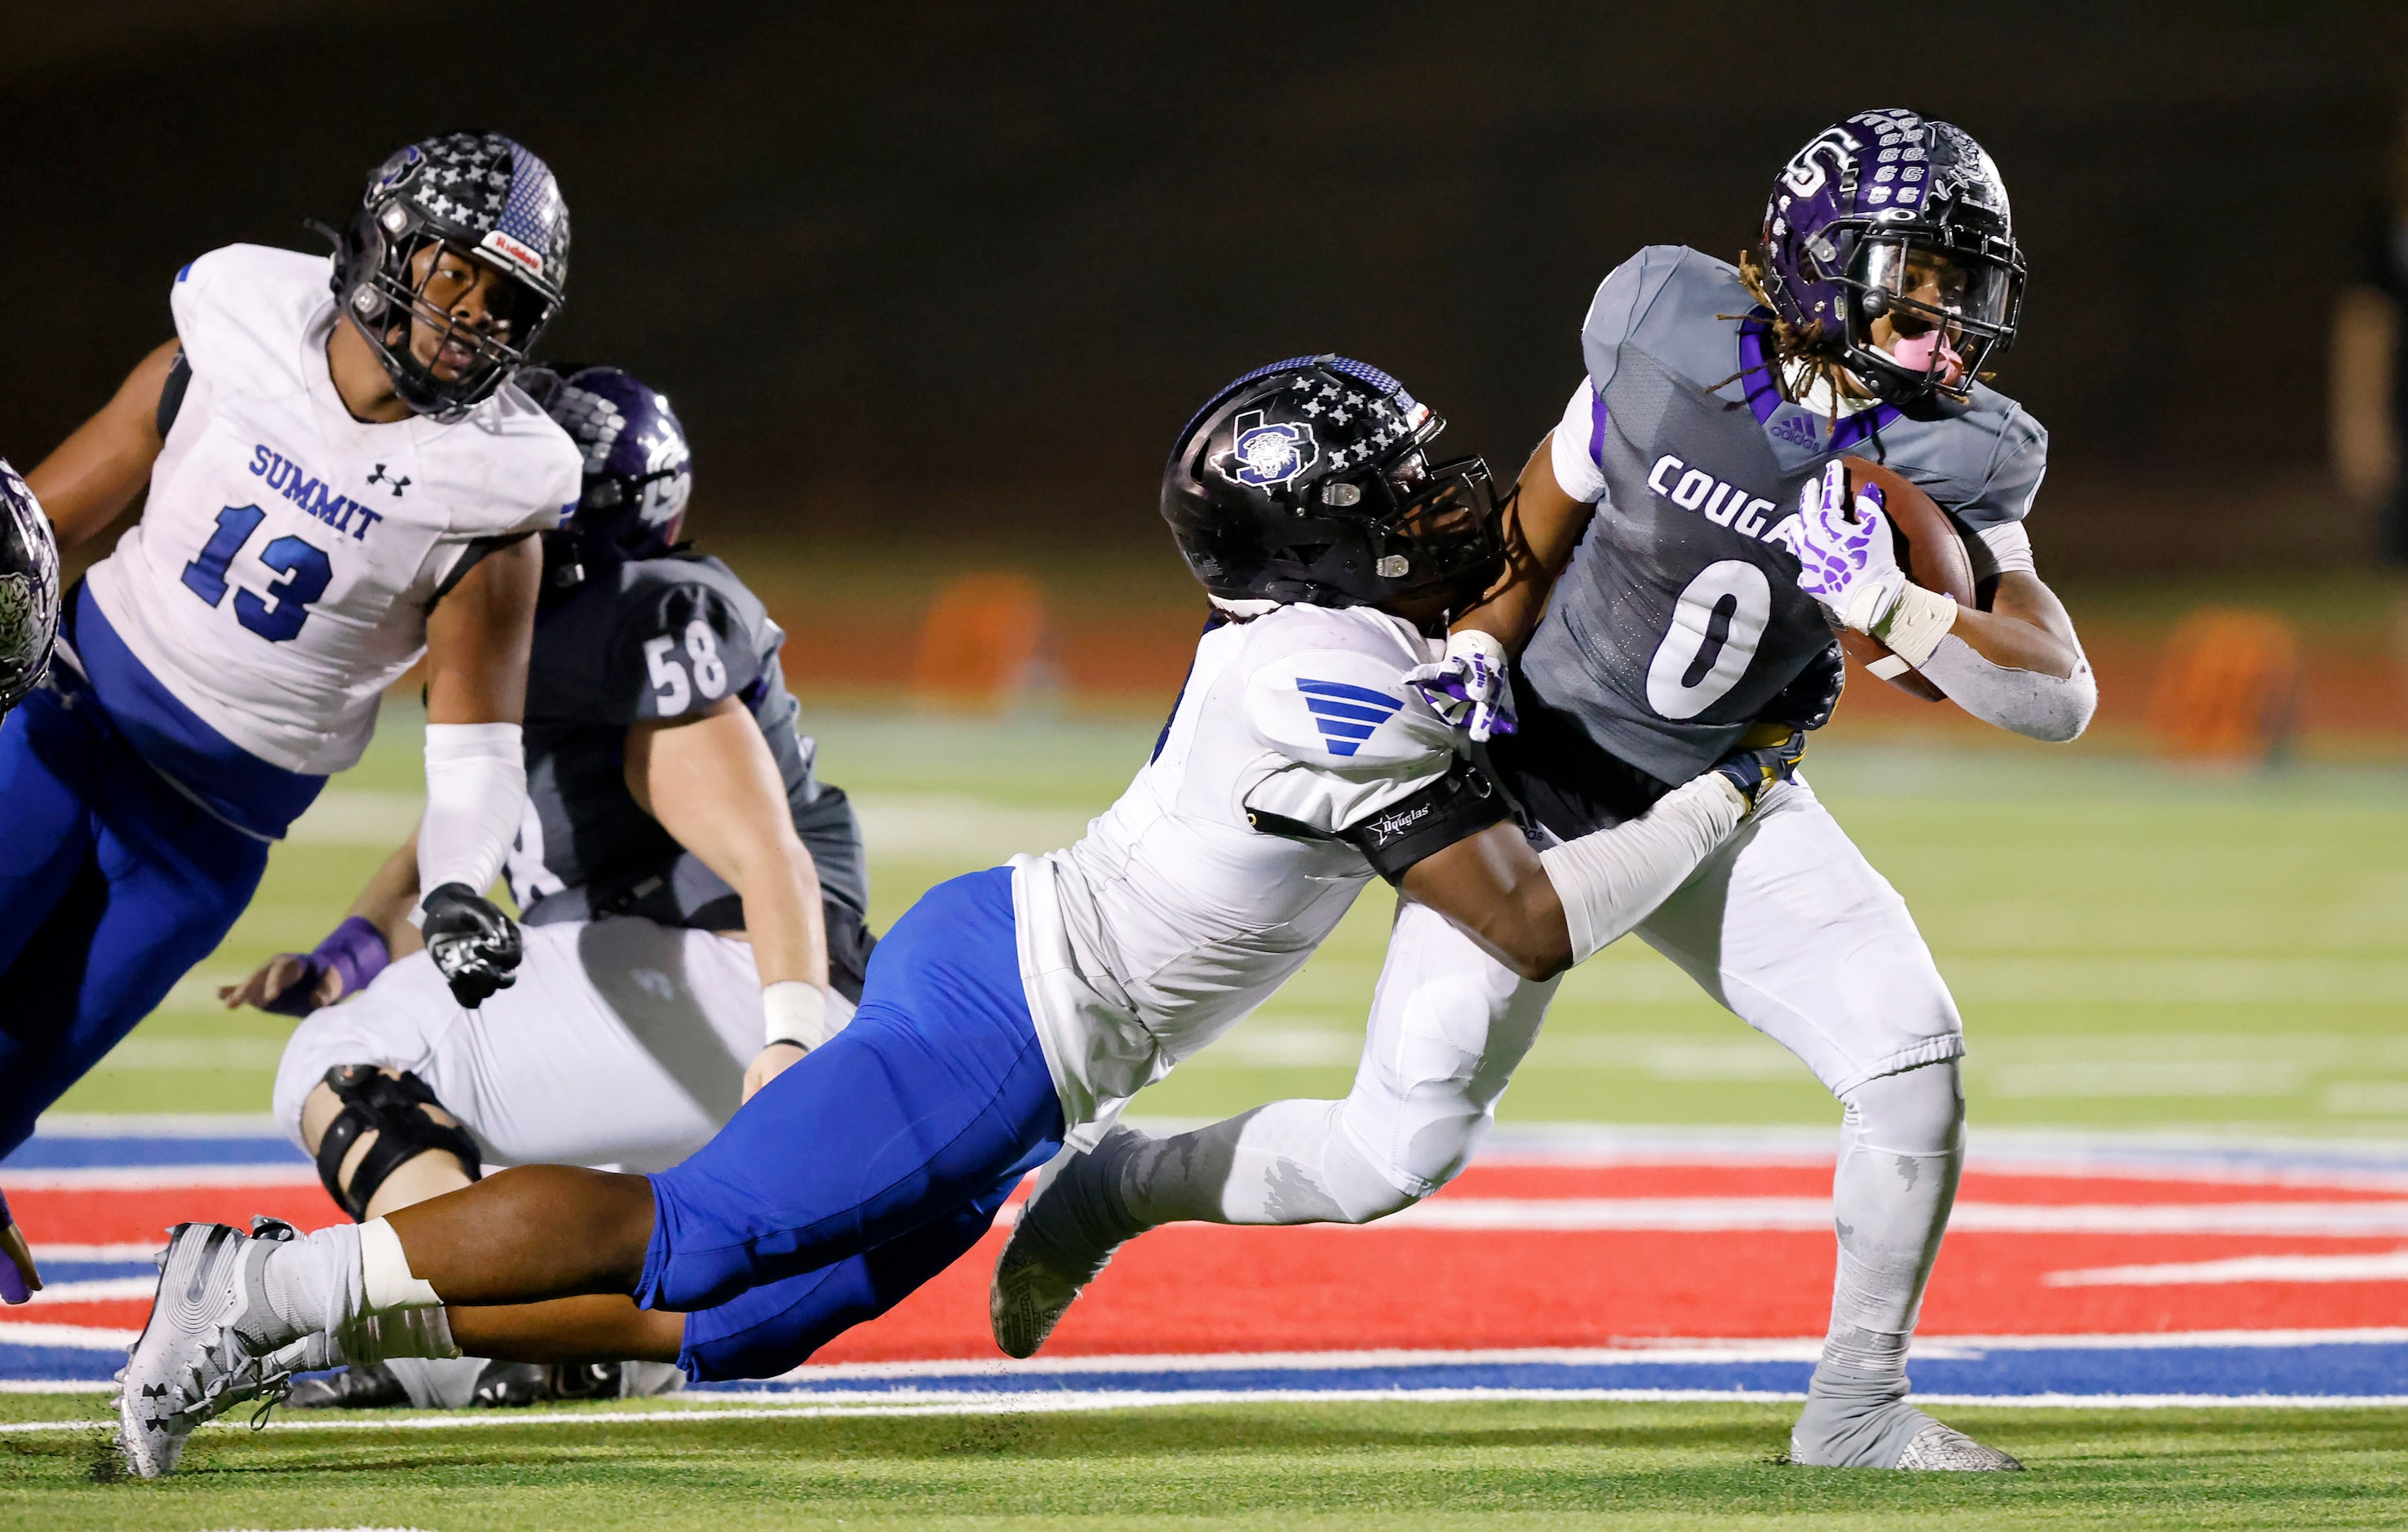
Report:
479,229,543,277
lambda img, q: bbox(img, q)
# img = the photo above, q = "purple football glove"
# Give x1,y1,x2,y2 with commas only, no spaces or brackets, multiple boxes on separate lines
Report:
1790,459,1906,635
1404,630,1517,742
259,916,392,1017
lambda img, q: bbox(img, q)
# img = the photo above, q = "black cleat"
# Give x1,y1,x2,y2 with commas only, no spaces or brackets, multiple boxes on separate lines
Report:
287,1362,410,1410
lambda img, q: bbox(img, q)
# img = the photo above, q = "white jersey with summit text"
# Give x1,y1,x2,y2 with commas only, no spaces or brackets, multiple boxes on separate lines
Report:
83,244,582,775
1011,603,1462,1149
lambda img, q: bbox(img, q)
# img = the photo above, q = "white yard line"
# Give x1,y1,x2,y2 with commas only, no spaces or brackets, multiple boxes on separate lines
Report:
2047,1251,2408,1286
9,1388,2408,1434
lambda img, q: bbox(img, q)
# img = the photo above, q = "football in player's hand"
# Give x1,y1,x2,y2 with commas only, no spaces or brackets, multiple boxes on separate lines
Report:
1838,458,1976,702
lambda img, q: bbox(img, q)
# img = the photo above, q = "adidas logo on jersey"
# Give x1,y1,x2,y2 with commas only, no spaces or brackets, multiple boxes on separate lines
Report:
1295,678,1403,758
1645,454,1799,547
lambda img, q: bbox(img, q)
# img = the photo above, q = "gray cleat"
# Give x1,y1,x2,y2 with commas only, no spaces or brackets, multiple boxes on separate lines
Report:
989,1127,1144,1359
1894,1419,2025,1471
113,1220,300,1478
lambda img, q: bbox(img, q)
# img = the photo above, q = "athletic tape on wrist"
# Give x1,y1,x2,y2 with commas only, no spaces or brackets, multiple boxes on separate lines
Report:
360,1217,442,1312
1870,583,1959,667
763,981,834,1050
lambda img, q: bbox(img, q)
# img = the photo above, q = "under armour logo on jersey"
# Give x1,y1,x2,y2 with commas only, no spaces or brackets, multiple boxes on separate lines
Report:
366,465,411,498
1296,678,1404,758
1220,410,1318,489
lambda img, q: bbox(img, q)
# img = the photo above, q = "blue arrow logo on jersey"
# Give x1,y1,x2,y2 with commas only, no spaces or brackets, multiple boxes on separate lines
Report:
1297,678,1404,758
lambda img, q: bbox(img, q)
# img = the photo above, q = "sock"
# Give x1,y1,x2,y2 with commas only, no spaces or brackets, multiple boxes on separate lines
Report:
261,1289,460,1377
241,1224,365,1351
1791,1061,1963,1468
1116,1101,1417,1229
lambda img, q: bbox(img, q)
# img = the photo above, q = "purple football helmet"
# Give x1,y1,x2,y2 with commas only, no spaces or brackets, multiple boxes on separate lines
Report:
521,365,694,572
1757,108,2025,404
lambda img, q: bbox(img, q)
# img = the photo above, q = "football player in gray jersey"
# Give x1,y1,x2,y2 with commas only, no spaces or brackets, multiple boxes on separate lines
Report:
223,366,870,1409
998,112,2091,1473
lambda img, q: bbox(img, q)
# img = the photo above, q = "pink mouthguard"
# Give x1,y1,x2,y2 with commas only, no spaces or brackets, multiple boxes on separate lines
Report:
1889,329,1965,384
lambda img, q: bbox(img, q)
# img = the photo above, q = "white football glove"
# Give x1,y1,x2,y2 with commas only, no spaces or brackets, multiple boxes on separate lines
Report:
1790,459,1906,635
1404,629,1516,742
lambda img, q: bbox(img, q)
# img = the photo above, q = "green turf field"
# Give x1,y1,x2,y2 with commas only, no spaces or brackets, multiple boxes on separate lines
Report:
52,702,2408,1140
3,1394,2406,1530
28,703,2408,1529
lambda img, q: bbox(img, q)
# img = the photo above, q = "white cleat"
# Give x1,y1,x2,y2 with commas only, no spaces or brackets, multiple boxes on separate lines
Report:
1894,1420,2025,1472
990,1127,1144,1359
113,1220,300,1478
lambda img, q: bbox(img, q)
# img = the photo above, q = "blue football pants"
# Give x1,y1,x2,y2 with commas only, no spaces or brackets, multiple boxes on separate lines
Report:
0,682,268,1158
641,868,1066,1381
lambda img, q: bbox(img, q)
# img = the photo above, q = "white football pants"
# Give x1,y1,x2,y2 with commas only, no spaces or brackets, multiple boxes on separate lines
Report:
272,918,854,1174
1118,776,1966,1221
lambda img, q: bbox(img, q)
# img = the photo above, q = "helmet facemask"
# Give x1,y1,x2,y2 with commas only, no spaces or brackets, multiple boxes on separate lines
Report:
1830,223,2022,404
345,214,560,421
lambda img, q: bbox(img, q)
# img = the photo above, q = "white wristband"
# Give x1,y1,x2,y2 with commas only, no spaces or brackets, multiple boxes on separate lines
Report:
1871,583,1959,668
764,981,833,1051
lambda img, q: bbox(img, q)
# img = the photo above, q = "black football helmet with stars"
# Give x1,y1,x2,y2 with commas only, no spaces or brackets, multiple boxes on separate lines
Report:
1162,355,1503,615
328,132,570,420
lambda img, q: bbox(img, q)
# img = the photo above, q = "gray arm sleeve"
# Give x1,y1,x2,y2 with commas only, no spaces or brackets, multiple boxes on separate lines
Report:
1918,635,2096,743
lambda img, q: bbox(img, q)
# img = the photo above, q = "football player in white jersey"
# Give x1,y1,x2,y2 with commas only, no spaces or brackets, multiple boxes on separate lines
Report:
113,356,1805,1476
0,134,582,1181
224,365,871,1410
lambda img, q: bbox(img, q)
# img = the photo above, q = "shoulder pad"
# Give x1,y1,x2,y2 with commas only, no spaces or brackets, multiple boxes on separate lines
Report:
1242,618,1453,778
1892,390,2047,532
426,385,582,538
170,245,334,396
1582,246,1739,393
606,575,766,724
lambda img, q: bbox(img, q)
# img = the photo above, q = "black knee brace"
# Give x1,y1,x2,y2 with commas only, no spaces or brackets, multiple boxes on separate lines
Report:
315,1065,484,1220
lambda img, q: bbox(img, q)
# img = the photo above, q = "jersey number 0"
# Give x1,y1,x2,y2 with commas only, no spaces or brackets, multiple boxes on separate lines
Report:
179,504,332,644
1644,560,1772,720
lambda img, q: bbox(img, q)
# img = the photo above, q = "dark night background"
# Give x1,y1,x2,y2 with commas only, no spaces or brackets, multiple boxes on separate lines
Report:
5,4,2405,573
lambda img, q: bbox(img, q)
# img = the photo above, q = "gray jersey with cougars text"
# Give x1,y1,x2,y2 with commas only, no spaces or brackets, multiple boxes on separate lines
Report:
502,552,869,930
1520,244,2048,785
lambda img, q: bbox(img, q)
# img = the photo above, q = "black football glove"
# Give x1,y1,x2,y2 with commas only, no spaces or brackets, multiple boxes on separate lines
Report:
1712,728,1808,812
420,883,523,1008
1760,640,1846,733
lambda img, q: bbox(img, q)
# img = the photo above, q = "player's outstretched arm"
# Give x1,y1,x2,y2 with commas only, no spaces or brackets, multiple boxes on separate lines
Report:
418,537,542,1006
626,697,833,1099
219,829,426,1014
1401,759,1769,981
25,339,179,551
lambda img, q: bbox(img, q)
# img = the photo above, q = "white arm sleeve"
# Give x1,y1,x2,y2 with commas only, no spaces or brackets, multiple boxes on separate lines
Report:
1538,774,1746,965
1963,520,2036,581
1549,380,1609,504
1917,635,2096,743
418,723,526,903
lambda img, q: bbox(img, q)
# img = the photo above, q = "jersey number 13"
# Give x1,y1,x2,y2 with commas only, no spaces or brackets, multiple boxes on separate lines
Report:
179,504,332,644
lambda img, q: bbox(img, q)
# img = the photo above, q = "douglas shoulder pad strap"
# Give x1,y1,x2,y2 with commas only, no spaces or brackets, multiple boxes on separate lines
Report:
1336,760,1512,884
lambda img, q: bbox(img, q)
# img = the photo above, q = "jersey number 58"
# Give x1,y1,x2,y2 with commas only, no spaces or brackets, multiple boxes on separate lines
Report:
643,620,730,716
